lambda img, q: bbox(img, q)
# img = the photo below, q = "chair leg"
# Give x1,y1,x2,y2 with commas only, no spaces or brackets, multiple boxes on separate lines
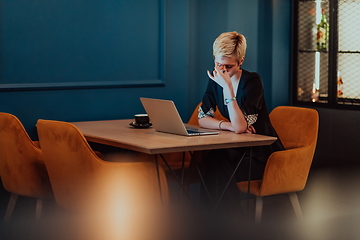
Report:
255,197,263,224
289,192,304,221
4,193,18,223
35,198,43,220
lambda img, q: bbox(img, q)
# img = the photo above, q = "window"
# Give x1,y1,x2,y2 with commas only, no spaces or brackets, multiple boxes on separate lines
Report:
293,0,360,108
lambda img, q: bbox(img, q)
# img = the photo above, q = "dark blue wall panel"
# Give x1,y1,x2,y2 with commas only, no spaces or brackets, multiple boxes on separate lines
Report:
0,0,291,140
271,0,291,109
257,0,273,111
1,0,164,89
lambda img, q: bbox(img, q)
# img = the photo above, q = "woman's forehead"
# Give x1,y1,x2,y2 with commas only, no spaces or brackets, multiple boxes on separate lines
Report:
214,55,237,64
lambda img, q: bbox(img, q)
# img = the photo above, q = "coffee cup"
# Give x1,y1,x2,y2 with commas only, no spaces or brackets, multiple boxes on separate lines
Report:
134,114,150,125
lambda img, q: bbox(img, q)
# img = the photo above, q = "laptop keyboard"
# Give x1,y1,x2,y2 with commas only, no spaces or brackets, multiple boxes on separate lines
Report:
186,127,219,135
186,129,201,134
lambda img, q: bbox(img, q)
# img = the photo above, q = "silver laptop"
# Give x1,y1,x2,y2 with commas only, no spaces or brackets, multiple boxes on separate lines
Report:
140,97,219,136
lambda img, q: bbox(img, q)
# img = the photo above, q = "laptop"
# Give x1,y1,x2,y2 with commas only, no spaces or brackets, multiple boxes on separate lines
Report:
140,97,219,136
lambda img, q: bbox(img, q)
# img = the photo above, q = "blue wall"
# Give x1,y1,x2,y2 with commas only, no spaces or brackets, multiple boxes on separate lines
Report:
0,0,291,139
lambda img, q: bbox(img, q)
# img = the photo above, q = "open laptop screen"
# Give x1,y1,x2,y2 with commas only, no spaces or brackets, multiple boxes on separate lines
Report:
140,97,219,136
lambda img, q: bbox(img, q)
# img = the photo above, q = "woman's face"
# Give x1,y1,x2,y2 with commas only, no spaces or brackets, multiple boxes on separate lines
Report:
214,55,242,78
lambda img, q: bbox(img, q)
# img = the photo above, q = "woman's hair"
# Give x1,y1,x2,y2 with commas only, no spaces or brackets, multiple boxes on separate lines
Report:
213,31,247,64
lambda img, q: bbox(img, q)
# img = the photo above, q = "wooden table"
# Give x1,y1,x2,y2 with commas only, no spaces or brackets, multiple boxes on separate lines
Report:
71,119,277,207
71,119,277,154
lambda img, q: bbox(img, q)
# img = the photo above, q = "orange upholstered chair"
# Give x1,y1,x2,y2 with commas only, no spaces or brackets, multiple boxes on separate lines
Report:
0,113,53,222
188,102,228,125
36,119,169,213
237,106,319,223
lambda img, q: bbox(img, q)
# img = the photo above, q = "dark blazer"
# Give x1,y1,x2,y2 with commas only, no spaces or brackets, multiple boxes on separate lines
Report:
200,69,284,163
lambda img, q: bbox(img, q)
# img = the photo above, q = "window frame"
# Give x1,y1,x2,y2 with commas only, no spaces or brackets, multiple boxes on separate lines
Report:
292,0,360,110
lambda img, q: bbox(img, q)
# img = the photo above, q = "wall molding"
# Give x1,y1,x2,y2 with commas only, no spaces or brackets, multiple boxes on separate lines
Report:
0,0,166,92
0,79,165,92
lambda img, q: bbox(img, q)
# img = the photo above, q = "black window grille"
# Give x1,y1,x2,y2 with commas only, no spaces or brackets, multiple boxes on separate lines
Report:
293,0,360,108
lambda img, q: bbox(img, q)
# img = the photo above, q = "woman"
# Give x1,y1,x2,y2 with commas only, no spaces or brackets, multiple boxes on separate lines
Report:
198,31,284,210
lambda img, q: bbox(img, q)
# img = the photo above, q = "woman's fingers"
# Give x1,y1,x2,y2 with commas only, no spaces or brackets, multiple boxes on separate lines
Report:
208,70,223,87
215,63,223,74
207,70,215,80
249,125,256,133
244,125,256,134
207,62,227,86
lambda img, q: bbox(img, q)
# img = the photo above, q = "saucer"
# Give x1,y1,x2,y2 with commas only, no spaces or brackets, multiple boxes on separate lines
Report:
129,122,152,129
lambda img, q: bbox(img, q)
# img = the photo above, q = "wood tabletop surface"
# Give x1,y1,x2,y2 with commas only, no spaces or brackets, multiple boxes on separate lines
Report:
71,119,277,154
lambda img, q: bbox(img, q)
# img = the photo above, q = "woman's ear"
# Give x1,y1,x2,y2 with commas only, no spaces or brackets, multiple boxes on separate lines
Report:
239,57,244,66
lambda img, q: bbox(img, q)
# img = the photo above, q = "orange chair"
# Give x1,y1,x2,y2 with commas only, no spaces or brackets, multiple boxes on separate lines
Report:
188,102,227,125
0,113,53,222
36,119,169,212
237,106,319,223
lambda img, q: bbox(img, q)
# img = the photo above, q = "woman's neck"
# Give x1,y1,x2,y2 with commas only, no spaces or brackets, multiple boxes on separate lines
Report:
231,69,242,82
230,69,242,96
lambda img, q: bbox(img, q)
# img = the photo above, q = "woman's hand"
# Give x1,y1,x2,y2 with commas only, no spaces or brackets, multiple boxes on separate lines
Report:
244,125,256,134
205,62,248,134
207,63,233,95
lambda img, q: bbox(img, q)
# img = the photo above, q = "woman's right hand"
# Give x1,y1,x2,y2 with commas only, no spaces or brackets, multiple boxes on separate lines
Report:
207,63,233,94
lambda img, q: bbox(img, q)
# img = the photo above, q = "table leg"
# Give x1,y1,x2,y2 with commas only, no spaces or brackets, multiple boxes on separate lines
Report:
179,152,186,199
213,150,247,211
247,147,253,210
248,147,252,194
159,154,196,206
189,151,214,207
155,154,163,205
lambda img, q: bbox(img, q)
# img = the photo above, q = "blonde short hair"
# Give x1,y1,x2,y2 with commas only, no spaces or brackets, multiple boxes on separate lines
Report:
213,31,247,63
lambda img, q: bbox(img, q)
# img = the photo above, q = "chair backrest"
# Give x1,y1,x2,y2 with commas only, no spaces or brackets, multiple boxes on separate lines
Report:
269,106,319,150
37,119,169,211
188,102,228,125
0,112,53,198
258,106,319,196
